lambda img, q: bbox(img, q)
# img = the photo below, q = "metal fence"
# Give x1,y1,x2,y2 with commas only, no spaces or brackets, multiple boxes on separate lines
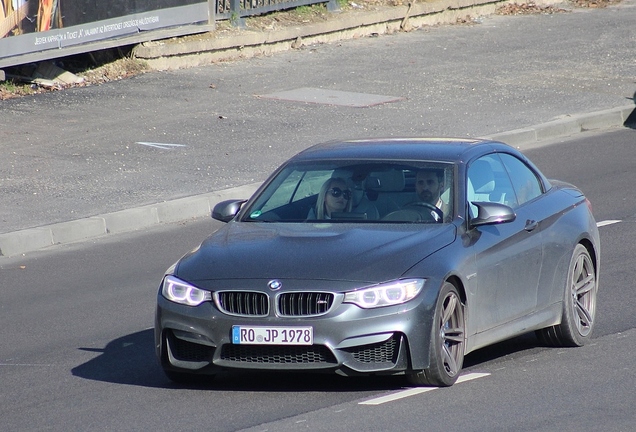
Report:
216,0,340,23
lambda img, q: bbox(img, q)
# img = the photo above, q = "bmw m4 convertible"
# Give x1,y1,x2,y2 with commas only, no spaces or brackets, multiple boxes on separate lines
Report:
155,138,600,387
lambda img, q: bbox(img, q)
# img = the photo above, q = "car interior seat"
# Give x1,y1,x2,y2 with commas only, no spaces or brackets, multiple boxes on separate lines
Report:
467,160,496,218
365,170,406,218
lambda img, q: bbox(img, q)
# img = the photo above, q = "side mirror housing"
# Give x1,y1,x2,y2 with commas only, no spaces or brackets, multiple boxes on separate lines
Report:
470,202,516,227
212,199,247,222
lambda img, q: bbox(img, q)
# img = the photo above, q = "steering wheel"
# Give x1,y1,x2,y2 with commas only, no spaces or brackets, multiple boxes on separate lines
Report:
402,201,444,222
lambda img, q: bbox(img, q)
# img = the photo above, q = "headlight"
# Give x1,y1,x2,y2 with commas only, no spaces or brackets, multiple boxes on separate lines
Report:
343,279,425,309
161,275,212,306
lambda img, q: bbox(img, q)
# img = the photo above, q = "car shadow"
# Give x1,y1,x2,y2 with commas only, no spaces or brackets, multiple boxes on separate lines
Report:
72,328,547,391
71,328,169,389
71,328,402,391
463,332,543,369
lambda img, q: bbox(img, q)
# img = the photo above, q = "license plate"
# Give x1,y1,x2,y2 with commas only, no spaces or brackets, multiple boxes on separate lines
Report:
232,326,313,345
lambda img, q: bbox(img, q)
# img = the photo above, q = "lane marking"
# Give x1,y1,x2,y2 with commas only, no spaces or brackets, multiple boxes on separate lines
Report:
359,372,490,405
359,387,437,405
455,372,491,382
597,220,621,227
136,142,187,150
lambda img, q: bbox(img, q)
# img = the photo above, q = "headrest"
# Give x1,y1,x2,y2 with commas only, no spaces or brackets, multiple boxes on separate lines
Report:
365,170,405,192
469,160,495,194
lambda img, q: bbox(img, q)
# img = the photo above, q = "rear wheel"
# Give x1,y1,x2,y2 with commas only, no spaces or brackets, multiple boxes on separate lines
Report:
536,244,597,347
407,282,465,387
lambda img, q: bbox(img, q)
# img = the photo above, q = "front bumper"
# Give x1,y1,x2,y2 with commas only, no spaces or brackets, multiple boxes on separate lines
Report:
155,286,435,377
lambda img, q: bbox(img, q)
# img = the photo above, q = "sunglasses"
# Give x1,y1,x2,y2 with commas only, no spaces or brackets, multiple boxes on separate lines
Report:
328,187,352,200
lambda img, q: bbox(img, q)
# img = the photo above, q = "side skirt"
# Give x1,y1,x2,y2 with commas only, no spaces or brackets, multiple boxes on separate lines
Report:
465,303,561,354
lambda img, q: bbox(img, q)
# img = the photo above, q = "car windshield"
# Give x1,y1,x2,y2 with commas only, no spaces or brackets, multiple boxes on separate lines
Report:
241,160,454,223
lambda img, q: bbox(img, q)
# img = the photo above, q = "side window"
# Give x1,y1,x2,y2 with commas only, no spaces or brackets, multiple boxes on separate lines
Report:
499,153,543,206
467,155,517,217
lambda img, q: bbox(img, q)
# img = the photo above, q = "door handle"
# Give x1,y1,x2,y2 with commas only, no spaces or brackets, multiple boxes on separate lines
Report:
524,219,538,232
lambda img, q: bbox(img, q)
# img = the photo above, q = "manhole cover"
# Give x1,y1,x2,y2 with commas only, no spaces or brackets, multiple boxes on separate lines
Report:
257,87,405,107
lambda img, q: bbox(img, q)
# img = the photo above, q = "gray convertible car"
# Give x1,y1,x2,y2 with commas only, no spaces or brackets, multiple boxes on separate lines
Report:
155,138,600,386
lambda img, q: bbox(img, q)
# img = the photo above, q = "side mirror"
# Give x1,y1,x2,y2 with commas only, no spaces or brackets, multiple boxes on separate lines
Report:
212,199,247,222
470,202,516,227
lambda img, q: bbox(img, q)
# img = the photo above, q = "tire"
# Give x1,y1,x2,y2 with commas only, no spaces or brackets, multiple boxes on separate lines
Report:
407,282,465,387
536,244,597,347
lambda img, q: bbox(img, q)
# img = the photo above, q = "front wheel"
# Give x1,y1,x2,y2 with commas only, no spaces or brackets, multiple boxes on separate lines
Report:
407,282,465,387
536,244,597,347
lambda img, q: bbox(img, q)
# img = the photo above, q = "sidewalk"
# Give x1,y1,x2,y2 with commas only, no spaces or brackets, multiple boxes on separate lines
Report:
1,0,635,257
133,0,547,70
130,0,618,70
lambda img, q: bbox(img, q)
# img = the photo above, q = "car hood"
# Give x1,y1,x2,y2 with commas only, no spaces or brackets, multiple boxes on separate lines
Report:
175,222,456,284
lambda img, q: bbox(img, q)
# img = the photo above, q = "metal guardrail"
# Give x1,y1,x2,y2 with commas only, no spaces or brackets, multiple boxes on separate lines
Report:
217,0,341,23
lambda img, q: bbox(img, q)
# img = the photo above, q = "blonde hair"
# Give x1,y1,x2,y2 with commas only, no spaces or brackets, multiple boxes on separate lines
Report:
315,177,353,219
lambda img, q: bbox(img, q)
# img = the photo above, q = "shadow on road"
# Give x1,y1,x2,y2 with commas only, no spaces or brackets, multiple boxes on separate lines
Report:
71,329,168,388
72,328,547,391
71,328,405,391
624,90,636,128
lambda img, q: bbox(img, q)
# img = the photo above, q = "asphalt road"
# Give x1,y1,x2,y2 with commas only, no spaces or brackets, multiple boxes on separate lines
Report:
1,1,635,242
1,1,635,429
1,128,635,431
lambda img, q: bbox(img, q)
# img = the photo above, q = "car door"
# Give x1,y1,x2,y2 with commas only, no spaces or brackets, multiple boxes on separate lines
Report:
467,154,544,334
498,152,557,312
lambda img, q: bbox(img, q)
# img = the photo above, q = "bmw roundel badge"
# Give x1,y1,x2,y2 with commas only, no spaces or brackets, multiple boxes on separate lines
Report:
268,280,282,291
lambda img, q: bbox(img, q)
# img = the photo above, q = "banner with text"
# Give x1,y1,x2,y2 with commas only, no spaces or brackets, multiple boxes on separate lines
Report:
1,0,208,66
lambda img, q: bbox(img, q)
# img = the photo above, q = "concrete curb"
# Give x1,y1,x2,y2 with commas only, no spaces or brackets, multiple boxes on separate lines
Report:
133,0,557,70
485,105,635,148
0,183,260,257
1,104,633,258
